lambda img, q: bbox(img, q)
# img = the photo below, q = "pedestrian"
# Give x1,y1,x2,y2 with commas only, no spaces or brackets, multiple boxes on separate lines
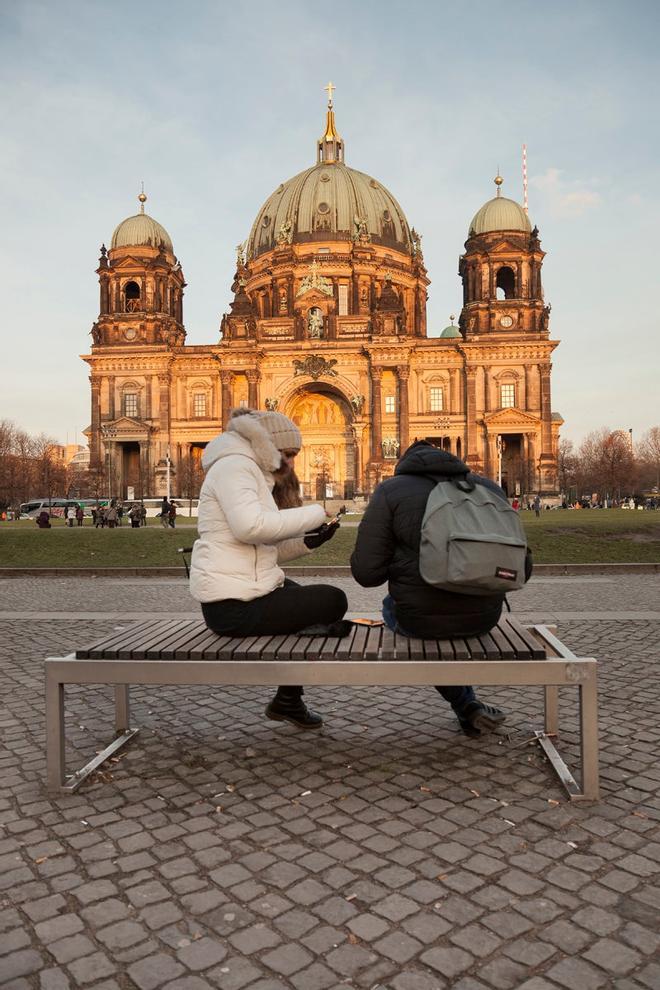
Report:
36,510,51,529
511,496,519,511
189,408,347,729
65,504,76,528
160,497,171,529
350,439,533,738
533,494,541,518
129,503,141,528
140,502,147,526
168,500,177,528
117,502,124,526
75,504,84,527
105,500,118,529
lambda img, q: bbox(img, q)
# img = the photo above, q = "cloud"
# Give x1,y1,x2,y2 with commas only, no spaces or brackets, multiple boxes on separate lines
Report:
531,167,602,217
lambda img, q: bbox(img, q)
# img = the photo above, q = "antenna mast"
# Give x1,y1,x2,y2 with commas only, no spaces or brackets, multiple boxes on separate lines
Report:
522,144,528,215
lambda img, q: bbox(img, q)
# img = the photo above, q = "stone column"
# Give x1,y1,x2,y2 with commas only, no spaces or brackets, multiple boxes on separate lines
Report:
145,378,152,420
483,366,491,413
220,371,234,429
539,362,553,456
370,365,383,460
246,369,260,409
108,375,116,420
352,425,362,493
465,367,481,468
396,365,410,454
139,440,149,499
158,374,170,459
90,375,102,467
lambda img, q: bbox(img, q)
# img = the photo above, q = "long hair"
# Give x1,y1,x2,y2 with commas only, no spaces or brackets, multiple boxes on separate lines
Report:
272,468,303,508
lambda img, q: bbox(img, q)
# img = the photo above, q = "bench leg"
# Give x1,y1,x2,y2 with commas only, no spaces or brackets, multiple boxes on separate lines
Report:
46,671,66,793
578,668,600,801
115,685,130,732
544,685,559,735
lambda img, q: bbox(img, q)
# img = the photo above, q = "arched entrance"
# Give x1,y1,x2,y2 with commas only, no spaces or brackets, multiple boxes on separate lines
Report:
286,385,357,499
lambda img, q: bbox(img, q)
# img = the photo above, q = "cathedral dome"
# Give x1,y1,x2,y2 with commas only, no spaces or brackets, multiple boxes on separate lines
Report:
468,176,531,236
440,321,461,339
110,193,173,252
247,96,412,260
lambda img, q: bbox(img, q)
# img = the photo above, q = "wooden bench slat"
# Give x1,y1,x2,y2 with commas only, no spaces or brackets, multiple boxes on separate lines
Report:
145,621,199,659
451,638,471,660
487,622,516,659
349,624,370,661
158,621,209,659
291,635,314,661
259,634,289,661
380,627,397,659
193,630,234,660
504,616,547,658
334,625,358,659
242,636,275,659
364,626,382,660
498,616,535,658
114,620,186,660
464,634,486,660
78,619,160,659
303,635,328,661
477,631,501,659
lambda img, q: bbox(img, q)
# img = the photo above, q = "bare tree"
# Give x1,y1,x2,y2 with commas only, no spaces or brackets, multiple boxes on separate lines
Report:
557,438,577,497
637,426,660,492
578,428,636,500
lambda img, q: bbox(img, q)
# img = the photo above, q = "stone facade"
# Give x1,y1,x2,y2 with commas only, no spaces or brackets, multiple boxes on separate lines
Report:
82,104,561,500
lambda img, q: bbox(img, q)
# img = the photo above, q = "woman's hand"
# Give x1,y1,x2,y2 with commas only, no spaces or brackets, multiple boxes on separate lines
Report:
304,520,340,549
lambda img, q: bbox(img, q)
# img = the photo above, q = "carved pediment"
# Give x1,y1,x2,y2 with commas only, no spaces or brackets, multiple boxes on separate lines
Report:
103,416,151,438
484,407,540,431
110,256,148,270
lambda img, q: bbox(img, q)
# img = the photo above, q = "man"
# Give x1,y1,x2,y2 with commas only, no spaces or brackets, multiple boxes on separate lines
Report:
189,408,348,729
351,440,531,738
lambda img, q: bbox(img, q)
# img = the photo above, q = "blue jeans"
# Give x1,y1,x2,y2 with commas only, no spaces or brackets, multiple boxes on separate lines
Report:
382,595,476,712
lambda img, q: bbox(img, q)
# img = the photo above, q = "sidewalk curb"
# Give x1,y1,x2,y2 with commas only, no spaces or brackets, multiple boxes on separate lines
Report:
0,563,658,578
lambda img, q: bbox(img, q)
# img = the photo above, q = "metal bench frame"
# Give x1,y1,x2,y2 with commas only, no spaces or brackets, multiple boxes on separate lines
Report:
45,619,599,800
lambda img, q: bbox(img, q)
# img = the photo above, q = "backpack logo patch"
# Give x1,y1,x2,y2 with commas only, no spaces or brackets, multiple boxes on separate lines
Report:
495,566,518,582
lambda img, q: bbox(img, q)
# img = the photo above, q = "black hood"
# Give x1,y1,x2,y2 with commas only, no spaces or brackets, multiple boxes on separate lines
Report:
394,442,469,479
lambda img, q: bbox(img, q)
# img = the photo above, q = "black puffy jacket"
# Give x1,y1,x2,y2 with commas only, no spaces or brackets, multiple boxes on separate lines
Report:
350,443,530,637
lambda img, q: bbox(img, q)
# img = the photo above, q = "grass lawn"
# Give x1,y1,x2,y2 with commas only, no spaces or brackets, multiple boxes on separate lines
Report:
1,509,658,567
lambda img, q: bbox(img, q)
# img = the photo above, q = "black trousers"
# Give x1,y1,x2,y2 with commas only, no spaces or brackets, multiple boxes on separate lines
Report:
201,579,348,700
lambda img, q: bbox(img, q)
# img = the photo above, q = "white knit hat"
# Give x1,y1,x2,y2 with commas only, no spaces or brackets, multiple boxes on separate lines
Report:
254,411,302,452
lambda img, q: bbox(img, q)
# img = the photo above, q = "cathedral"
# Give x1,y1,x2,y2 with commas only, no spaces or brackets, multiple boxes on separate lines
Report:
83,90,562,501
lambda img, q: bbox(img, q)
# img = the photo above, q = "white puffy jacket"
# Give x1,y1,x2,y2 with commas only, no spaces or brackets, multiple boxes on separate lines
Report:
189,414,326,603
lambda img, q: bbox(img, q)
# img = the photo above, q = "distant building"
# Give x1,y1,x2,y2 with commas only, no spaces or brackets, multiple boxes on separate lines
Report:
82,94,561,499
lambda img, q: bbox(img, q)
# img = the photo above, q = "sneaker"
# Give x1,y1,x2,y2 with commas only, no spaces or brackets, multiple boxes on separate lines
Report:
265,697,323,730
456,701,507,738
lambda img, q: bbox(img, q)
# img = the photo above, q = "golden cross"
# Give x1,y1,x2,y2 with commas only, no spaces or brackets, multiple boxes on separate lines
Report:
324,81,335,105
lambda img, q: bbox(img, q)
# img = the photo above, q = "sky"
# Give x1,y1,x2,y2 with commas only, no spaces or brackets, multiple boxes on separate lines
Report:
1,0,658,448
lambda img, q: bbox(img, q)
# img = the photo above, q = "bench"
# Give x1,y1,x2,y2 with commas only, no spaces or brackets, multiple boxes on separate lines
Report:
45,615,599,800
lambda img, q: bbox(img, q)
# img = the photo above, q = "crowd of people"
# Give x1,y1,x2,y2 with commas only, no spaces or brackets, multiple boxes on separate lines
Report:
32,498,180,528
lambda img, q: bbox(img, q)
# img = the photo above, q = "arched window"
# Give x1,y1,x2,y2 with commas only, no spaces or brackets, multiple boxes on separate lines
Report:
496,266,516,300
124,281,141,312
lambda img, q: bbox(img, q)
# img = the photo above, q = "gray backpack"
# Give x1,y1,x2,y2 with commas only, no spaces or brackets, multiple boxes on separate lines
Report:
419,477,527,596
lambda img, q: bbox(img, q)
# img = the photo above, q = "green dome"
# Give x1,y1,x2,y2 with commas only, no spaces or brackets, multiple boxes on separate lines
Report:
468,195,531,236
111,212,173,252
440,323,461,339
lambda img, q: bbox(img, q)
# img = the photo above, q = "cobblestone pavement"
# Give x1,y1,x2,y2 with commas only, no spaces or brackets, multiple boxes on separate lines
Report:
1,575,659,990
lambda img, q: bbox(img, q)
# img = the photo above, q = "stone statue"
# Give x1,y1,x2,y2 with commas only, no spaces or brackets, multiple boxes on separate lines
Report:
307,309,324,338
411,228,423,257
353,215,370,243
350,394,365,416
279,288,288,313
382,437,400,459
91,322,102,345
265,397,279,411
276,218,293,245
235,241,246,267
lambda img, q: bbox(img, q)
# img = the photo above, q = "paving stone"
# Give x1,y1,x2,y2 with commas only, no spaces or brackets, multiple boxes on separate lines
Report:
372,930,422,963
582,937,642,976
289,961,338,989
228,924,281,954
206,956,262,990
325,942,376,975
260,943,313,976
67,951,117,984
420,946,474,978
546,957,610,989
48,934,96,965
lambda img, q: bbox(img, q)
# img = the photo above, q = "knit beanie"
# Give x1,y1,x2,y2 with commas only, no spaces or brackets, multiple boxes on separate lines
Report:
256,411,302,452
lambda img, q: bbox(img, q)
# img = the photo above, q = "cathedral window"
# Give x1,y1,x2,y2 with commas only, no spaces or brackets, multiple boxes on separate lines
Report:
429,387,444,412
385,395,395,414
500,383,516,408
193,393,207,418
124,281,141,312
123,393,138,417
496,266,516,300
338,284,349,316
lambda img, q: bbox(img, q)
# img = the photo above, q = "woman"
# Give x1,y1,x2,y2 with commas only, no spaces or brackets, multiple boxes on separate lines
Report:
189,408,348,729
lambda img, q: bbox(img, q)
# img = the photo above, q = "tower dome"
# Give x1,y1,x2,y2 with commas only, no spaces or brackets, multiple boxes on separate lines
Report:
110,191,174,252
440,316,461,338
468,175,531,236
247,91,412,260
